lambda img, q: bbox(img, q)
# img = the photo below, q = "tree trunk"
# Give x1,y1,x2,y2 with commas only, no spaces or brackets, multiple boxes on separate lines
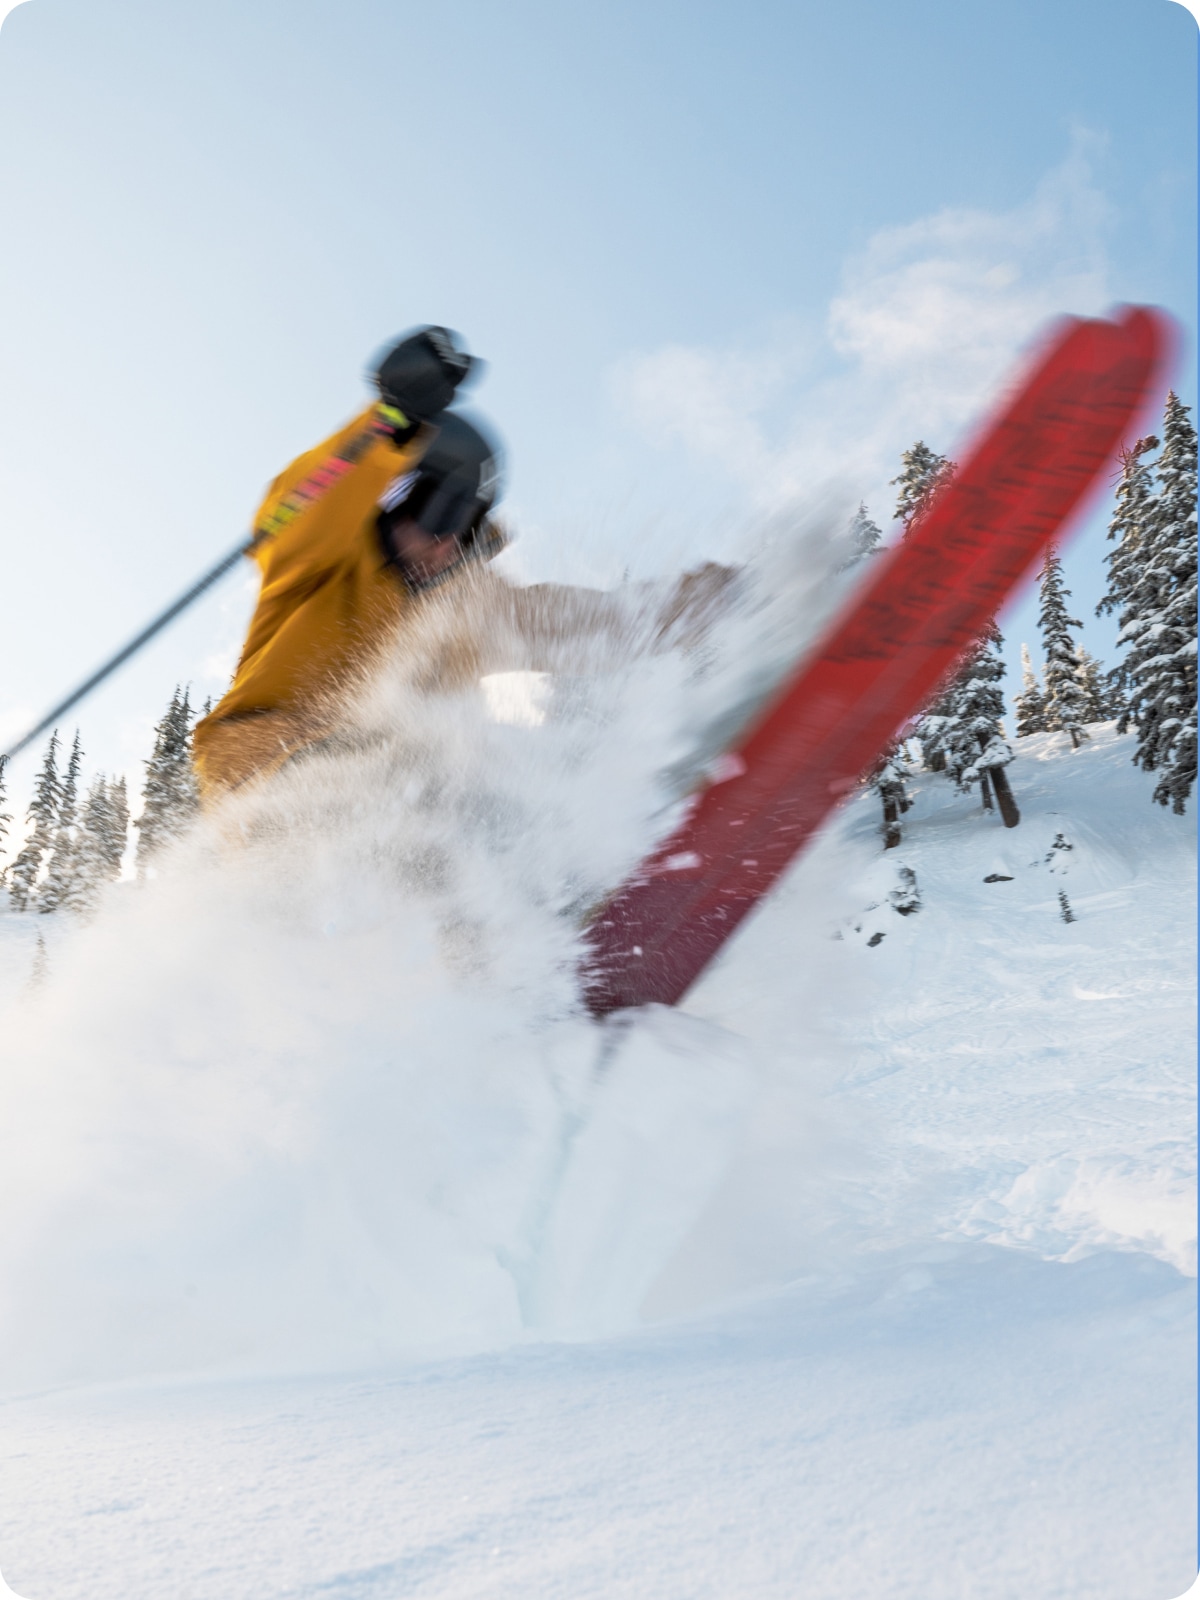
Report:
988,764,1020,828
979,769,994,811
882,794,900,849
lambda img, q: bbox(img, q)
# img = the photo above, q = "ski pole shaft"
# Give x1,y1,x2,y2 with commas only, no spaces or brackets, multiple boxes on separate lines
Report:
0,532,265,764
1,407,399,765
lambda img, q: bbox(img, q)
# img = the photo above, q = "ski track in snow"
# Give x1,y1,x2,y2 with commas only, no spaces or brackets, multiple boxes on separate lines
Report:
0,552,1193,1600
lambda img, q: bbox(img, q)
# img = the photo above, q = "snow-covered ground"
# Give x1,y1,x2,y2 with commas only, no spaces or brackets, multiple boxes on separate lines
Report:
0,602,1193,1597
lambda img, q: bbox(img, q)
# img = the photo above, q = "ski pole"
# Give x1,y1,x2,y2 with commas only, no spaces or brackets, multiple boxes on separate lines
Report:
1,532,265,764
1,407,401,765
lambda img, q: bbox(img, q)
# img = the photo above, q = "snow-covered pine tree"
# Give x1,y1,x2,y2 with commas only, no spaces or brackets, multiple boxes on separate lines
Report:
915,637,1020,820
1037,549,1088,748
66,778,105,915
0,756,11,876
866,742,912,849
67,773,129,913
1074,646,1116,725
1099,435,1159,622
1097,399,1198,811
39,731,84,913
848,502,883,564
853,494,907,840
915,696,950,772
105,776,130,878
891,442,953,533
135,688,200,874
1097,434,1159,722
944,623,1014,784
7,731,62,911
1100,667,1128,724
1136,391,1197,812
889,441,965,773
1014,644,1048,737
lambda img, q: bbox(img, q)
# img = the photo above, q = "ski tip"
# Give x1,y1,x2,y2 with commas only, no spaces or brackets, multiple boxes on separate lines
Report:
1103,303,1181,446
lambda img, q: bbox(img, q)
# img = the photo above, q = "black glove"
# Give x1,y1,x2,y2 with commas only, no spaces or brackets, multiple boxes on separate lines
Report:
373,326,479,440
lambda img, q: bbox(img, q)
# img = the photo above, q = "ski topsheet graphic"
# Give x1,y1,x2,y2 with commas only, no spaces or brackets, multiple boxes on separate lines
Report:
582,305,1174,1016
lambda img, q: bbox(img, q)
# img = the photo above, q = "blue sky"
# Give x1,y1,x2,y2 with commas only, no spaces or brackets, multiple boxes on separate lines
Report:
0,0,1194,804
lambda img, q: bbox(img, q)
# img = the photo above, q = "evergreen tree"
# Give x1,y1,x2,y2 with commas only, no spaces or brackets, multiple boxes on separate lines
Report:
8,731,61,911
1139,392,1197,811
106,776,130,878
896,441,960,771
890,440,1025,819
1074,646,1116,724
1096,434,1159,722
64,776,129,915
915,684,953,773
891,442,953,532
1014,644,1048,737
866,741,912,849
888,441,958,772
1037,549,1088,747
940,621,1015,794
848,502,883,563
1099,399,1199,812
66,778,107,916
1100,666,1128,724
1098,434,1159,634
39,731,84,914
135,688,200,874
0,756,11,875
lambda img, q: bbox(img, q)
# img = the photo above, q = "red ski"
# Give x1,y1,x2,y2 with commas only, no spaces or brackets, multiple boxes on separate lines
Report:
582,305,1173,1016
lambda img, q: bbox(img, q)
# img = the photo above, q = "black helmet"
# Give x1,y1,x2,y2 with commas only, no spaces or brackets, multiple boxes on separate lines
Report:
379,410,504,548
373,326,479,424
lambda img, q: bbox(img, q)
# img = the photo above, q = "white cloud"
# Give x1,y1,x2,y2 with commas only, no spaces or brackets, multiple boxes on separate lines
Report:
617,133,1114,531
615,336,809,480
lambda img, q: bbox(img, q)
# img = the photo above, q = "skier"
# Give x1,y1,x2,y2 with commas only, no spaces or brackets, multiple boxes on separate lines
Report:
192,327,507,798
193,325,731,800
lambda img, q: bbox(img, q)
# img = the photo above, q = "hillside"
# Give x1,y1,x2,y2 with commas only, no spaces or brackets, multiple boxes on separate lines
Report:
0,717,1192,1598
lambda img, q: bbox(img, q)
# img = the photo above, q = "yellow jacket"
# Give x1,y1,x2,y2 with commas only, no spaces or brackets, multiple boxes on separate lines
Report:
192,408,422,799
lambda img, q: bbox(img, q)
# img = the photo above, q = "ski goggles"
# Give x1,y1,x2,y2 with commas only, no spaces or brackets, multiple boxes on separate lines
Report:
379,469,488,544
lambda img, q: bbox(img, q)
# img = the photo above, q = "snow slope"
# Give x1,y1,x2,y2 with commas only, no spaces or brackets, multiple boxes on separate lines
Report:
0,553,1193,1596
0,1244,1191,1600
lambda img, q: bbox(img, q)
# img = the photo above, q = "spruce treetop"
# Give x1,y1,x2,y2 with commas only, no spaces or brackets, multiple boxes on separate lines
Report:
1014,643,1047,738
891,442,954,532
39,730,85,913
1037,549,1088,748
1098,395,1197,812
1141,393,1197,810
1074,646,1114,725
66,774,127,915
1098,435,1159,622
106,776,130,877
7,729,62,912
135,686,200,874
918,619,1012,791
848,503,883,563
